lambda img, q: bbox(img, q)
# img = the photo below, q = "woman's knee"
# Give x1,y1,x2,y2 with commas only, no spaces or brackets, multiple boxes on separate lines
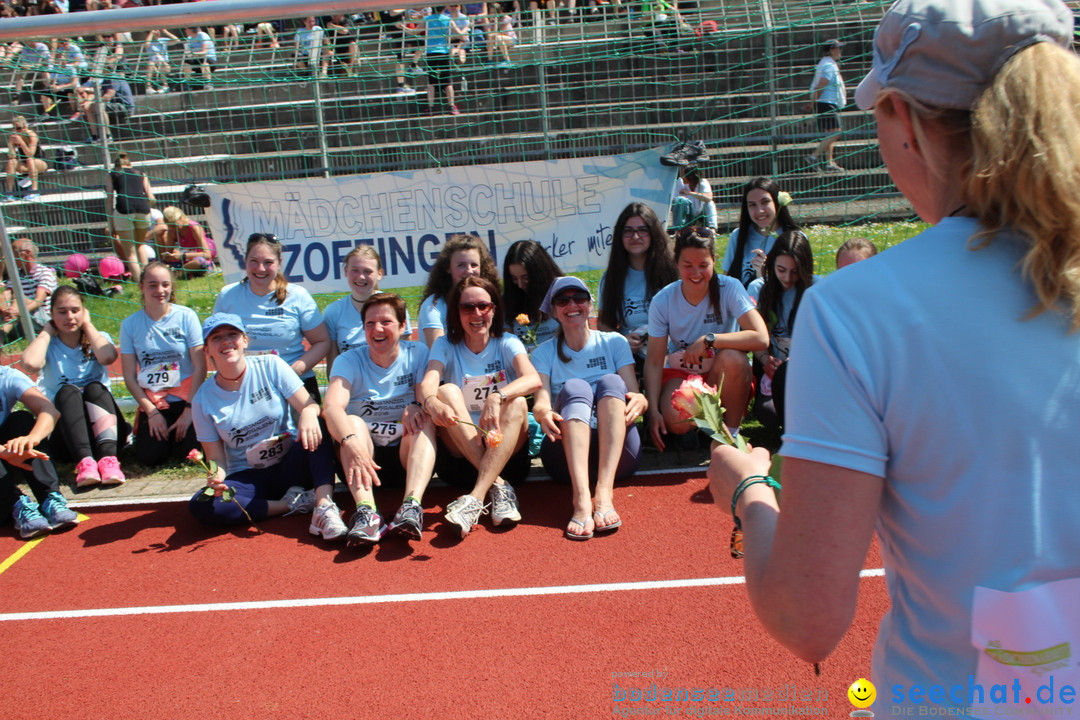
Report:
594,373,628,401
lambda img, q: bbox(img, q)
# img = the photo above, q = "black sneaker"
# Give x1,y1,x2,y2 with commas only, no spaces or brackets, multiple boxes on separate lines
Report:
388,499,423,540
660,140,709,166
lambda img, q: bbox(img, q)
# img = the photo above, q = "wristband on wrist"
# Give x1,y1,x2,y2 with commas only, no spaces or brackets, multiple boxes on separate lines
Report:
409,400,423,408
423,394,438,407
340,433,357,444
729,474,781,559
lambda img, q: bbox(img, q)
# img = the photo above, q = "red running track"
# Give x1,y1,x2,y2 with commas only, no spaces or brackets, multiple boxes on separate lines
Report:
0,473,888,719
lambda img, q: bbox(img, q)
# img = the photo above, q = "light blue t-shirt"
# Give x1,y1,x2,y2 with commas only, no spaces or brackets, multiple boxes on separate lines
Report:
0,366,35,426
187,31,217,61
509,315,559,352
722,227,778,288
429,334,526,423
810,55,845,108
214,281,324,378
647,279,756,355
38,333,113,400
192,355,302,474
323,295,414,353
329,341,429,439
530,330,634,398
747,277,815,361
782,217,1080,704
418,295,447,333
120,304,203,385
598,267,650,335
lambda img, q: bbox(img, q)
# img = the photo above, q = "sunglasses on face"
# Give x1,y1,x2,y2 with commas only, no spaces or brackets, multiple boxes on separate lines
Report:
459,301,495,314
552,292,591,308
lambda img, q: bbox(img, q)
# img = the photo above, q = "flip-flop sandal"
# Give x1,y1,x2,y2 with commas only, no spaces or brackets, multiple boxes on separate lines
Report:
593,508,622,533
564,517,593,541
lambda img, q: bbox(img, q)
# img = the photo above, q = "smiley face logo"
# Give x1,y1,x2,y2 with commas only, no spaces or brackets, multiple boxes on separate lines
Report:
848,678,876,709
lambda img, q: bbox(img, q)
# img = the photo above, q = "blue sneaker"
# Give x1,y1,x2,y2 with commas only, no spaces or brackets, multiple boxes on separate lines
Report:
12,496,51,539
40,492,79,530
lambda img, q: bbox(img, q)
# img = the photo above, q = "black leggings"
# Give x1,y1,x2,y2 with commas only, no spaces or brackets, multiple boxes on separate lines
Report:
134,400,198,467
53,382,130,461
0,410,60,518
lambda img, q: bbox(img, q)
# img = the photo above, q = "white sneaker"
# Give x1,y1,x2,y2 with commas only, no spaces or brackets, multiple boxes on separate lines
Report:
487,482,521,526
309,501,347,541
280,486,316,515
444,495,488,538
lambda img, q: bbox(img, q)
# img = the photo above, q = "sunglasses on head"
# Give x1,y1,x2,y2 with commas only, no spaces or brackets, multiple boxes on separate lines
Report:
552,292,591,308
459,301,495,314
247,233,280,245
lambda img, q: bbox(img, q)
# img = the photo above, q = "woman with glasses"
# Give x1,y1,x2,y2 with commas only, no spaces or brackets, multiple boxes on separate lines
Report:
158,206,216,274
644,229,768,451
322,293,436,545
531,277,648,540
323,245,413,370
709,0,1080,698
418,233,501,348
721,177,800,288
417,276,541,538
213,233,330,401
597,203,678,365
502,239,563,352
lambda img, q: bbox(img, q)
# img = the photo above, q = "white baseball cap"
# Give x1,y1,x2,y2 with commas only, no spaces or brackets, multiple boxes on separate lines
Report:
854,0,1073,111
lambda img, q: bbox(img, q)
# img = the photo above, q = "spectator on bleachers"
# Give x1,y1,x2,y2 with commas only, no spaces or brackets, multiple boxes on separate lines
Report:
324,246,413,369
425,6,461,115
79,72,133,143
644,228,768,450
321,292,436,544
43,62,78,119
21,286,130,487
213,233,330,401
324,14,358,76
253,21,280,50
182,26,217,89
670,165,717,229
835,237,878,269
1,238,57,342
488,9,517,67
805,39,846,173
378,8,420,93
56,37,88,73
12,40,51,103
120,261,205,468
418,233,501,347
157,207,216,275
293,16,324,74
106,152,155,283
465,3,490,59
0,365,76,540
502,239,563,351
143,29,179,94
97,31,132,70
446,4,471,64
722,177,800,288
746,230,815,430
531,276,646,540
597,202,678,366
418,276,540,538
208,22,242,56
2,116,48,202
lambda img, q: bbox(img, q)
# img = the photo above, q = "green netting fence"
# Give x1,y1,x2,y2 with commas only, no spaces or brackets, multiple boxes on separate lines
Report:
0,0,912,385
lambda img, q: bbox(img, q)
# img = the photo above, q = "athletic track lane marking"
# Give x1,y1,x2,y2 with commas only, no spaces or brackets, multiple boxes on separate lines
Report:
0,569,885,623
0,513,91,576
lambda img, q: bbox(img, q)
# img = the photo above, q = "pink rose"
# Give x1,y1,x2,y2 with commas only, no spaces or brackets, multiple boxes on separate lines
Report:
670,384,701,421
186,449,204,463
485,429,503,448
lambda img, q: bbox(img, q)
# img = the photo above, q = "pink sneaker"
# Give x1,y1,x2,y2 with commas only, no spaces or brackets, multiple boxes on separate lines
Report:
97,456,126,486
75,457,101,488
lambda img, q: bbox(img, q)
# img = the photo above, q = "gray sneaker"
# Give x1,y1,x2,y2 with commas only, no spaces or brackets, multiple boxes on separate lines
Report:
444,495,488,538
487,482,521,526
347,505,385,546
12,496,51,539
280,486,316,515
40,492,79,530
309,501,347,541
388,499,424,540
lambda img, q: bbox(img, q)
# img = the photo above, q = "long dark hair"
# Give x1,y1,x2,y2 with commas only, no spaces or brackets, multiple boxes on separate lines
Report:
728,177,800,280
674,227,722,320
598,202,677,331
49,285,93,360
242,233,289,306
444,276,505,345
502,240,563,326
757,231,814,333
421,234,500,303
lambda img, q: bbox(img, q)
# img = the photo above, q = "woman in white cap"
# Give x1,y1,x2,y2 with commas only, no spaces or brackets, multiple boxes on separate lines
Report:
531,276,648,540
189,313,336,533
709,0,1080,706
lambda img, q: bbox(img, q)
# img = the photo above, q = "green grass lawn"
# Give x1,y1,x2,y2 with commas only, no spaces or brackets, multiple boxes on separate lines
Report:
16,219,926,483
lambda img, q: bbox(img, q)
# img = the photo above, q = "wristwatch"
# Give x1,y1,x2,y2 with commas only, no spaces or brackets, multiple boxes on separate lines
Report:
495,389,508,401
704,333,717,349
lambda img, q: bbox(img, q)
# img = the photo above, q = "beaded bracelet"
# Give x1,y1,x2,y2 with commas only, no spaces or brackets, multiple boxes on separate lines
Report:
729,474,781,559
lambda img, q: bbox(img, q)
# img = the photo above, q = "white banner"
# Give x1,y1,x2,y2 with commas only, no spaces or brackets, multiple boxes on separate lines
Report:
204,147,679,292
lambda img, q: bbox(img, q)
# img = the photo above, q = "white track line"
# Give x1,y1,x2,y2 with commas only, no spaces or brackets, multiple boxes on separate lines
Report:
0,570,885,623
